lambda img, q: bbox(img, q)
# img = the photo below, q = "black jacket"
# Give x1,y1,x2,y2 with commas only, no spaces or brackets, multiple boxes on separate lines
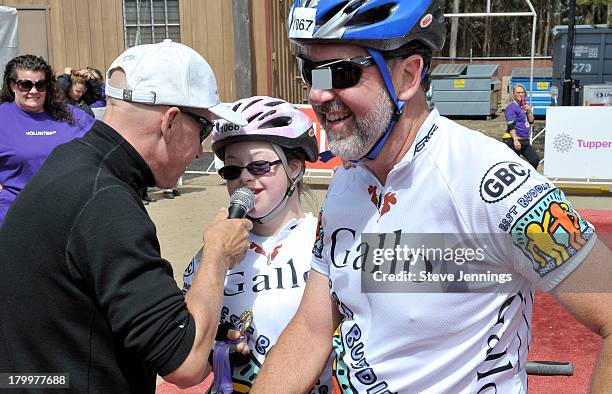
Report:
0,121,195,393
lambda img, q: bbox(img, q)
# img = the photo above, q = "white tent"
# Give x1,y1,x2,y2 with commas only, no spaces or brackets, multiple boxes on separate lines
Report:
0,6,18,88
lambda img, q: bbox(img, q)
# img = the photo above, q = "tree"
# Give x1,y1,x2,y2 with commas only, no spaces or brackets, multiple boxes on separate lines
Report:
439,0,608,57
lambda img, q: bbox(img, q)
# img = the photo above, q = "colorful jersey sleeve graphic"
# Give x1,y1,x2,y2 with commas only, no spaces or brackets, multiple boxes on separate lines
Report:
477,158,596,289
510,188,595,278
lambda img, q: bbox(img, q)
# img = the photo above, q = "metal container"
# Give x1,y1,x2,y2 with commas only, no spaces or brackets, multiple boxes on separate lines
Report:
552,25,612,105
430,63,501,117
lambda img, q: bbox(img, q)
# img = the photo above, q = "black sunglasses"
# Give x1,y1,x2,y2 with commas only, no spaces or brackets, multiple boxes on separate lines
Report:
218,160,282,181
297,55,378,89
15,79,48,93
179,107,214,144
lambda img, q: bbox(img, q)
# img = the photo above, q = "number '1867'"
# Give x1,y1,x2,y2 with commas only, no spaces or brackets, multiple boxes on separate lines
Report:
291,18,313,31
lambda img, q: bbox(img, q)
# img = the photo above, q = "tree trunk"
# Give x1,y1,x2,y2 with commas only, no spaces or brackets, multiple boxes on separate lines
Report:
460,0,470,57
484,17,491,57
583,5,594,25
536,4,544,56
543,5,552,56
449,0,460,59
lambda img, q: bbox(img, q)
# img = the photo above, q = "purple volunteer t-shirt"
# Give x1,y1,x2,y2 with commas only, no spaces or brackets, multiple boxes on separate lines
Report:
0,101,94,226
504,101,531,139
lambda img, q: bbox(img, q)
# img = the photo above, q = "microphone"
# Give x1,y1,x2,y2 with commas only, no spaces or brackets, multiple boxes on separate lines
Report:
228,187,255,219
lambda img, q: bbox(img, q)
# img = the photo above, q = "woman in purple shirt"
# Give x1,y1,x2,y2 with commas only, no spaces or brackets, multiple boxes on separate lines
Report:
502,83,540,169
0,55,94,227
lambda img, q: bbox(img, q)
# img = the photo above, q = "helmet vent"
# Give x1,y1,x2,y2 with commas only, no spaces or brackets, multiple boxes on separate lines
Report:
260,116,293,129
345,0,366,14
317,1,350,27
264,100,286,107
346,3,396,28
257,110,277,121
241,97,264,112
247,112,263,123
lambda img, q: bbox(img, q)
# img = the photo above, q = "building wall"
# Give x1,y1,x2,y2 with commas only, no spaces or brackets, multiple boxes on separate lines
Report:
7,0,124,79
8,0,238,102
179,0,236,102
251,0,271,97
250,0,304,103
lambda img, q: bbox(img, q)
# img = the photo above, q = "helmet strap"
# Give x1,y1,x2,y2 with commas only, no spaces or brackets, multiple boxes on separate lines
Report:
248,144,304,224
359,48,405,161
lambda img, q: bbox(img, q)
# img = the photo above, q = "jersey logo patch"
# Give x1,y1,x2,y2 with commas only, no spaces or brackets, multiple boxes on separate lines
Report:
511,188,594,277
479,161,531,204
367,185,397,222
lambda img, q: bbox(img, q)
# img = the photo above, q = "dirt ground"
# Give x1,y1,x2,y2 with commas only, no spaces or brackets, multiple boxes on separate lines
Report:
452,113,547,155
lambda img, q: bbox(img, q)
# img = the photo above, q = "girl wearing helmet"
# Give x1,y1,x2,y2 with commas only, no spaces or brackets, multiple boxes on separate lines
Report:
181,96,331,393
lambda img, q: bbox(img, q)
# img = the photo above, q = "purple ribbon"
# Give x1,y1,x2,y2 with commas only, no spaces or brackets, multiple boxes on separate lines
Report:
212,335,248,394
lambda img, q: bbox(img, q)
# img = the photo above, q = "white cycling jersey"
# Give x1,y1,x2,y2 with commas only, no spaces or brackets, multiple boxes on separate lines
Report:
311,108,596,393
183,213,332,393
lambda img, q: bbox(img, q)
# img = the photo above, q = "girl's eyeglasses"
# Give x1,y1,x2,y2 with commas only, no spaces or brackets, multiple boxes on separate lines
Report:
218,160,282,181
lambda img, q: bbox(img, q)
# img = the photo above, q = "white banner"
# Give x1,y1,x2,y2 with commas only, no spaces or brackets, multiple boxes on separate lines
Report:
544,107,612,179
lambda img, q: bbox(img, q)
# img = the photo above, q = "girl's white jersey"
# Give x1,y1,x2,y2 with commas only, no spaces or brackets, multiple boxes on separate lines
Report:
311,108,596,393
184,213,332,393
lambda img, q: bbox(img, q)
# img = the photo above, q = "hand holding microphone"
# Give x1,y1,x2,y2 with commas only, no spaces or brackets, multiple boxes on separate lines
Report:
203,188,255,270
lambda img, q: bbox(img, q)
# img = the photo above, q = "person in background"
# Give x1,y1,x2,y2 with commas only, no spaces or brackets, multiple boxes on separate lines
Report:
60,71,95,117
81,67,106,108
59,66,106,110
503,83,539,169
182,96,331,393
0,54,94,227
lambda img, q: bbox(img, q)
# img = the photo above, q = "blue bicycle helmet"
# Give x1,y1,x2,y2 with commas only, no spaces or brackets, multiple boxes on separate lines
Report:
288,0,445,162
289,0,445,52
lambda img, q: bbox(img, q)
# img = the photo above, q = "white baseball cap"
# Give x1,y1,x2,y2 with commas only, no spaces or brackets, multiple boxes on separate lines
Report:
105,39,246,126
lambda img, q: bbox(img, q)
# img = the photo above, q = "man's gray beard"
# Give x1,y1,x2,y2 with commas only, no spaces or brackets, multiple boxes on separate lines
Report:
327,87,394,161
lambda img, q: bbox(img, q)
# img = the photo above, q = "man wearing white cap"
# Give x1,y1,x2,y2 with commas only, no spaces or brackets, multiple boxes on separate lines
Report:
0,40,251,392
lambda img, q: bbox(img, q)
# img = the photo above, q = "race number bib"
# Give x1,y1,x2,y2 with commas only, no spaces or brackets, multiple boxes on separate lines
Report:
289,7,316,38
